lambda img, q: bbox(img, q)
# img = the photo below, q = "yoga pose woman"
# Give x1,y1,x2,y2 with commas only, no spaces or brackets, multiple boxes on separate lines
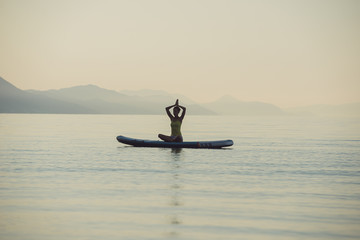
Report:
158,99,186,142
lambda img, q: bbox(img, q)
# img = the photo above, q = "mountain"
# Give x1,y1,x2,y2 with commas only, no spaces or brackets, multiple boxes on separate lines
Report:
27,84,215,115
0,77,214,114
29,84,128,102
0,77,91,113
27,85,145,114
202,95,286,115
3,77,357,116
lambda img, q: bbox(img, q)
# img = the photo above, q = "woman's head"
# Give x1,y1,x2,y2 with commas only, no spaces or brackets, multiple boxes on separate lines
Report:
173,106,180,116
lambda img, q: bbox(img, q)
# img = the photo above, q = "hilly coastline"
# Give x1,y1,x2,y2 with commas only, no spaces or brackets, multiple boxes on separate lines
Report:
1,77,358,116
1,77,215,115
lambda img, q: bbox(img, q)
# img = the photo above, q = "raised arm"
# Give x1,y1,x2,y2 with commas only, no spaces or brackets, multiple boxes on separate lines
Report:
178,105,186,120
165,103,176,120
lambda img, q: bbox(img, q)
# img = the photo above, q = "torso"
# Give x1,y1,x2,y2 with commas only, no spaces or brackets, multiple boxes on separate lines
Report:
170,119,182,136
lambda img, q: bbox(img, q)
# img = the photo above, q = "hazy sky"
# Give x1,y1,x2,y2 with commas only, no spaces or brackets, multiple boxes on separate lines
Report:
1,0,359,107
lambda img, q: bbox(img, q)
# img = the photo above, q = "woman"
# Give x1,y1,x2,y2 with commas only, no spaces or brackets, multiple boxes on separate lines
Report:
158,99,186,142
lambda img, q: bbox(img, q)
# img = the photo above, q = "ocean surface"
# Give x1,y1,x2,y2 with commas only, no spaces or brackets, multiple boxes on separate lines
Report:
0,114,359,240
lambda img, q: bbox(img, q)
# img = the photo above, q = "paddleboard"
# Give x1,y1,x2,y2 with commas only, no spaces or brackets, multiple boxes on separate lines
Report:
116,135,233,149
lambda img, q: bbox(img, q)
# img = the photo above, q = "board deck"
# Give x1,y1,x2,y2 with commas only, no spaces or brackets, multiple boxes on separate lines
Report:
116,135,233,149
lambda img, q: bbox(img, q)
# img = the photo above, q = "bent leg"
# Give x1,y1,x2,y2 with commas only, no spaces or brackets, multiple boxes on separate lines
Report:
158,134,173,142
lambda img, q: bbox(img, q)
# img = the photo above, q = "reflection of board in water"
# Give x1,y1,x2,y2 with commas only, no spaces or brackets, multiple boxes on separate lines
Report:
116,135,234,149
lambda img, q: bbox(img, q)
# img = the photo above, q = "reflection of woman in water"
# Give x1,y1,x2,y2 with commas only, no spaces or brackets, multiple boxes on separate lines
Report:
158,99,186,142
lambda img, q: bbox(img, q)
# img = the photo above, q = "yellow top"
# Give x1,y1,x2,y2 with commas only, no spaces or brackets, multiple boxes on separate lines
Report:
170,119,182,136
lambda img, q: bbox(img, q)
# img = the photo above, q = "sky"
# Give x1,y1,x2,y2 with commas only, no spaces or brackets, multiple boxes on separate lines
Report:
0,0,359,107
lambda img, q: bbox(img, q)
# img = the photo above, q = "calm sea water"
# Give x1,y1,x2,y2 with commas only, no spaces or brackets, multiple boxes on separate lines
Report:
0,114,359,240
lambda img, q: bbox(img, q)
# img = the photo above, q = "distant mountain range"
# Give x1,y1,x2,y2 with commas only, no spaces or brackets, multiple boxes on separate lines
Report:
0,77,214,115
1,77,359,116
0,77,91,114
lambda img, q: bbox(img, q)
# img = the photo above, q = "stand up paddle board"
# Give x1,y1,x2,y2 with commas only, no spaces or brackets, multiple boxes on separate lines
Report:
116,135,233,149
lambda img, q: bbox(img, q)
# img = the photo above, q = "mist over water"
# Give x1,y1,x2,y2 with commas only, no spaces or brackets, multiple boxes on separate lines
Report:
0,114,359,239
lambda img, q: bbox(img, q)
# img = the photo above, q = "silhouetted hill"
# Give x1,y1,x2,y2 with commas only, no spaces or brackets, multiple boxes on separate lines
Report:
202,95,286,115
28,84,215,115
0,77,91,113
3,77,358,116
27,85,144,114
29,85,128,102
